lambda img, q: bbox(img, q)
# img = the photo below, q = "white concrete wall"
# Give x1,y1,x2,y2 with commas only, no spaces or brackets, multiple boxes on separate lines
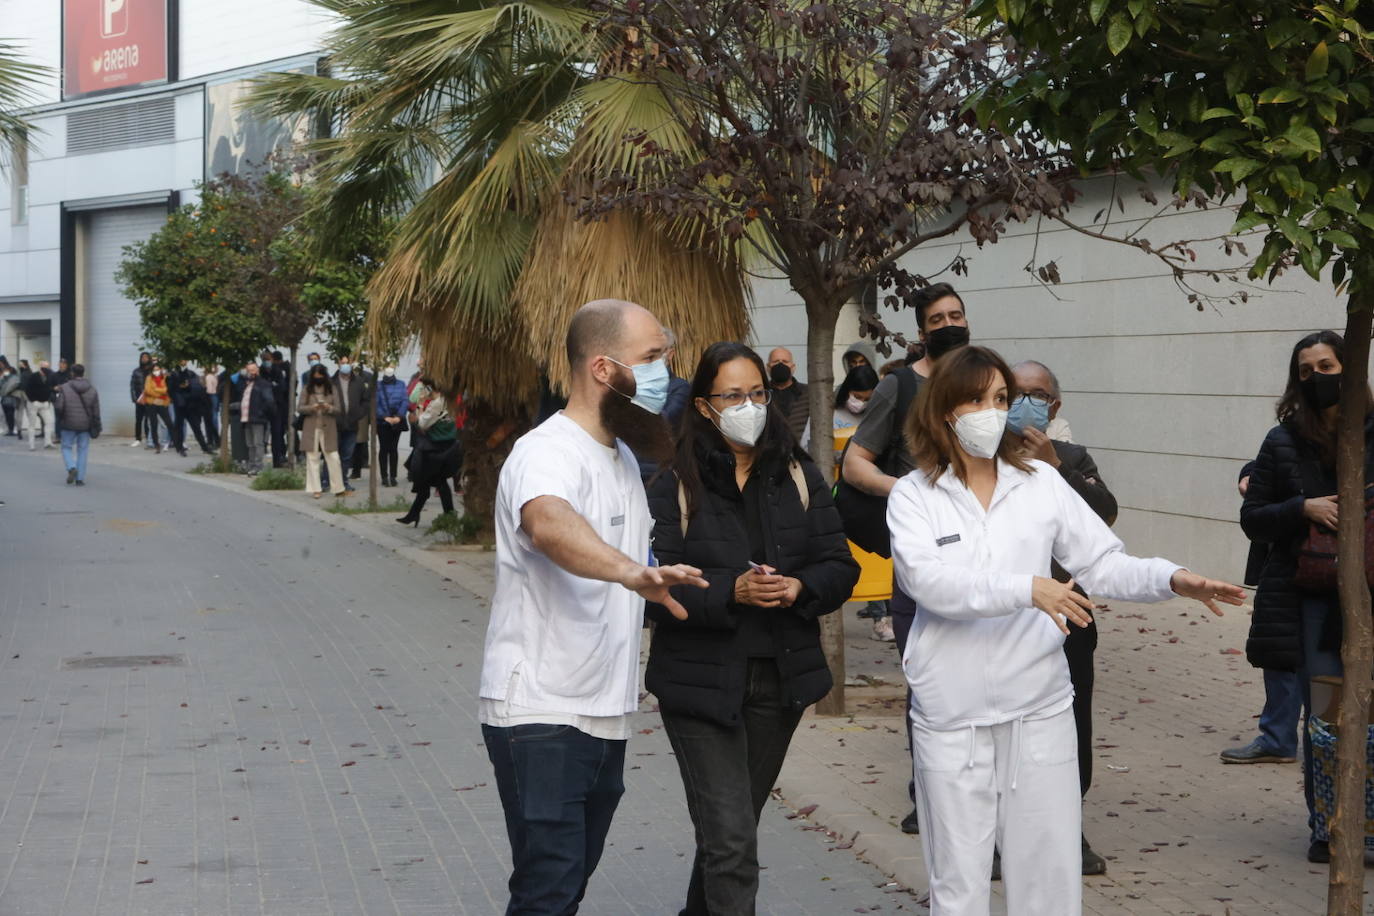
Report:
749,176,1353,580
0,0,62,104
178,0,334,80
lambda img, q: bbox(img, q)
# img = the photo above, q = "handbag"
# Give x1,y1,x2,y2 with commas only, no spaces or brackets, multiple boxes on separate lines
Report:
1293,486,1374,592
1307,675,1374,849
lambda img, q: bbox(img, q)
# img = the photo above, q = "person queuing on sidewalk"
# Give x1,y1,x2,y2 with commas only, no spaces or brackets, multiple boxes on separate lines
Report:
24,360,57,451
129,352,152,448
842,281,971,833
202,364,222,446
634,329,691,483
801,363,879,453
1220,461,1301,768
889,345,1244,916
1239,329,1374,865
301,352,324,390
644,342,859,915
171,363,214,455
229,361,276,476
375,364,409,488
396,378,461,526
52,364,99,487
298,364,347,500
766,347,809,443
478,299,708,914
141,362,180,455
1009,359,1116,876
327,356,368,493
51,358,70,388
0,360,21,436
348,355,376,481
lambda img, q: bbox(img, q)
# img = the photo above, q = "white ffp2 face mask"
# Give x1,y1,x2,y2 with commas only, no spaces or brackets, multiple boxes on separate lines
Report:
951,408,1007,459
710,400,768,447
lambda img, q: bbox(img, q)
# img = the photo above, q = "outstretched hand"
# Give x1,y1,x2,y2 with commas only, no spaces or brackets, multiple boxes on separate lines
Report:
624,563,708,621
1170,570,1247,617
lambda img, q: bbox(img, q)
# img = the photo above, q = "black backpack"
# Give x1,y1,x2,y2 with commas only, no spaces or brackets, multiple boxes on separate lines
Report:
832,366,921,558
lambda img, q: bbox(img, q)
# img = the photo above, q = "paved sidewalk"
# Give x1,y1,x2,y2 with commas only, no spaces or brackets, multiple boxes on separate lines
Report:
0,440,918,914
10,435,1364,913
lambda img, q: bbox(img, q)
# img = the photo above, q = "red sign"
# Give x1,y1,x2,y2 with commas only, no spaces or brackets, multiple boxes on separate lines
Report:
63,0,169,99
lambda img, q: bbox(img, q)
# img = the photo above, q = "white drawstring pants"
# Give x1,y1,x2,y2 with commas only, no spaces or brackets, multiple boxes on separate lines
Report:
911,706,1081,916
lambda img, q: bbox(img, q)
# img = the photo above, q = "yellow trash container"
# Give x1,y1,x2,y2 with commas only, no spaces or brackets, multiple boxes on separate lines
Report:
833,426,893,603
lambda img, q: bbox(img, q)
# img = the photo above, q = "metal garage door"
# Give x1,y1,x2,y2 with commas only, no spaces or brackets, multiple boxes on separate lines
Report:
84,206,169,437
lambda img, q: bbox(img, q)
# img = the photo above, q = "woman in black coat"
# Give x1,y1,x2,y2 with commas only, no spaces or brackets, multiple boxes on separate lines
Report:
645,341,859,916
1241,329,1374,864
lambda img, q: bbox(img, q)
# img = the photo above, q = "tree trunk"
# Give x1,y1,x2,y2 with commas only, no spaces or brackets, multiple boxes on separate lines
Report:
287,346,298,472
1328,299,1373,914
804,296,847,716
459,398,528,534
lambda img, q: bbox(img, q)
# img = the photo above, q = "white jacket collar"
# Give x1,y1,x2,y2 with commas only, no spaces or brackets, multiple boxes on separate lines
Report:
931,457,1037,512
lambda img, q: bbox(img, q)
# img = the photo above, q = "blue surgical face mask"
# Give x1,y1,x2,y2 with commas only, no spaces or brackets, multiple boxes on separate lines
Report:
338,363,353,375
607,357,670,415
1007,394,1051,435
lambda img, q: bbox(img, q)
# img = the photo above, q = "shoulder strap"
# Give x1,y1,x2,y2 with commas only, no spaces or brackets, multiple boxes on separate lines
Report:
788,460,810,511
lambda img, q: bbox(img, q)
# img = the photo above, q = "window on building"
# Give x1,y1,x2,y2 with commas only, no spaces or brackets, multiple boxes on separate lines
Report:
9,134,28,226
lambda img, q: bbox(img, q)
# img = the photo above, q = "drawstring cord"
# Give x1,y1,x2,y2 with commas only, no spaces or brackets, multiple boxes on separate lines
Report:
1010,716,1025,791
966,723,977,770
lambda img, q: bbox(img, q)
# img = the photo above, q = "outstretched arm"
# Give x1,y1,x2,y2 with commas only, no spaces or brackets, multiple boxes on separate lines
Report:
522,495,707,619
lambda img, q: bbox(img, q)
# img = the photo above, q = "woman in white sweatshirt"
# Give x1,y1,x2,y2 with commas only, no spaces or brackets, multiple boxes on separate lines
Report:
887,346,1243,916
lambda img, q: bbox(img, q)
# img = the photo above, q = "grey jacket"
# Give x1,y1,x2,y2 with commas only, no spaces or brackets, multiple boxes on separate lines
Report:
54,379,100,432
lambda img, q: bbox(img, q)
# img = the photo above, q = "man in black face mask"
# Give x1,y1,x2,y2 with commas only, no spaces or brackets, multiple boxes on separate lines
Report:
840,280,969,835
766,347,809,442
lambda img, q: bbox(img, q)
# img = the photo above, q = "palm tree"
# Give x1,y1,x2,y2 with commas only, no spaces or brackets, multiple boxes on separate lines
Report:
0,41,48,162
246,0,749,419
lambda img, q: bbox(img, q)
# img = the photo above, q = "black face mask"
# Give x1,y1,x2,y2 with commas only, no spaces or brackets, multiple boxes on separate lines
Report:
769,363,792,385
1300,370,1342,410
925,324,970,360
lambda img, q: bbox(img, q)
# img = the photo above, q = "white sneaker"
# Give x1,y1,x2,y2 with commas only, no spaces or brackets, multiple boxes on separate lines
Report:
130,439,143,447
871,616,896,642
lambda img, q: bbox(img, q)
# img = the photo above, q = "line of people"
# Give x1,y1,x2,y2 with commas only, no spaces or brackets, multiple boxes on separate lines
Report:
476,295,1242,916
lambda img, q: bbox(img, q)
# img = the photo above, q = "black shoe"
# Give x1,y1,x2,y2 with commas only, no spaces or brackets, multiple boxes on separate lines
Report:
1082,835,1107,875
1308,840,1331,863
900,805,919,835
991,848,1002,881
66,468,77,485
178,447,189,457
396,514,420,528
350,469,362,479
1220,739,1296,764
74,480,85,487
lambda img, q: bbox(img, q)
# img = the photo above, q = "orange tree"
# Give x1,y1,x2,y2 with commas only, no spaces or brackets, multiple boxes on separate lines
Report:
975,1,1374,907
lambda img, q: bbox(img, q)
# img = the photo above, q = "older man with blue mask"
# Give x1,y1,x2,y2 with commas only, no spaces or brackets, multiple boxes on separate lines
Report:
1010,359,1117,877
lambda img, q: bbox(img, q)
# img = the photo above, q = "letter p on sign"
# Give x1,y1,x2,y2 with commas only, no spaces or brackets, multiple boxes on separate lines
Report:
101,0,128,39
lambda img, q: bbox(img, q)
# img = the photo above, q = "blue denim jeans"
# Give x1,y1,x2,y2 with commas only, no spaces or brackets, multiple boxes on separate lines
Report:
1257,669,1302,757
482,724,626,915
60,429,90,481
324,428,358,490
1298,595,1343,841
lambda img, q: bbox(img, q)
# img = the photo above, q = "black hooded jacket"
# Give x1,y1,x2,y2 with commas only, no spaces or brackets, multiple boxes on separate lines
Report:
1241,418,1374,670
644,444,860,725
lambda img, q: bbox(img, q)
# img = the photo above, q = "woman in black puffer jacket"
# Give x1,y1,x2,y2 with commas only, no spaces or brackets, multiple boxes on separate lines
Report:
645,341,859,916
1241,328,1374,864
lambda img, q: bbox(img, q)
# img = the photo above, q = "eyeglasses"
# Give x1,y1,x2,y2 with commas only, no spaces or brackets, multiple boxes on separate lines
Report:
1013,393,1052,407
706,389,772,408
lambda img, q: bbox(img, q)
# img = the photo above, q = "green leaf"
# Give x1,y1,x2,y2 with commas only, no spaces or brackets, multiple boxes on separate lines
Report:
1252,193,1280,214
1307,42,1330,81
1089,0,1111,24
1282,124,1323,154
1156,130,1196,154
1201,107,1237,121
1349,118,1374,132
1107,12,1133,55
1216,157,1264,180
1324,188,1359,213
1356,212,1374,231
1231,212,1268,234
1127,0,1145,15
1259,87,1304,104
1136,104,1159,137
1199,135,1237,154
1323,229,1360,249
1088,110,1117,133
